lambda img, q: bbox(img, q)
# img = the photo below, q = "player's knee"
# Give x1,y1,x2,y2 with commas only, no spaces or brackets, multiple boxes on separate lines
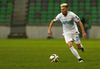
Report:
67,41,73,47
76,43,81,49
69,45,73,48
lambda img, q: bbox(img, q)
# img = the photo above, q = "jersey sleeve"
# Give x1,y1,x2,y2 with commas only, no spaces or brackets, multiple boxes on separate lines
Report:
72,12,80,22
53,13,61,21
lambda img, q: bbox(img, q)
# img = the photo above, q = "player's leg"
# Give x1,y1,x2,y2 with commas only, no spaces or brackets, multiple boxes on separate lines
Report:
74,34,84,52
67,41,81,59
76,43,84,52
64,34,83,62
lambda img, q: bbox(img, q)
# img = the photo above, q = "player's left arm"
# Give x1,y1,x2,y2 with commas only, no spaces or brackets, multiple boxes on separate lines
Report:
78,20,87,39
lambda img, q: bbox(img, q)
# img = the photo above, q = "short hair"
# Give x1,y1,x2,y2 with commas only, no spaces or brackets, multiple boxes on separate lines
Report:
60,3,68,8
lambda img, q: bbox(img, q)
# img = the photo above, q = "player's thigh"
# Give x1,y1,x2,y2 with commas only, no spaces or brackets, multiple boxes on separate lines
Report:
73,34,81,44
64,34,73,44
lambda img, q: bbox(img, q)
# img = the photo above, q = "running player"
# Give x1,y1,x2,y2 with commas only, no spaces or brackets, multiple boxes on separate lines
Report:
48,3,87,63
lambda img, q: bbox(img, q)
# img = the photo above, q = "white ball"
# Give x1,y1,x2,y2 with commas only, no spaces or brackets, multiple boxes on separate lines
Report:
50,54,59,62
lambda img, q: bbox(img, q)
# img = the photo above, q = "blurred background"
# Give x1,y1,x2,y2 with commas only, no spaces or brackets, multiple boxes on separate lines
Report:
0,0,100,39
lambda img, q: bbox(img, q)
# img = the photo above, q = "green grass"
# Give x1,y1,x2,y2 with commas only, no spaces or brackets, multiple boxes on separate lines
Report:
0,39,100,69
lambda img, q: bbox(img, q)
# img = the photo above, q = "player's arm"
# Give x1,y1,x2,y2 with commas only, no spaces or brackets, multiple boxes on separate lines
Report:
78,20,87,39
48,20,55,35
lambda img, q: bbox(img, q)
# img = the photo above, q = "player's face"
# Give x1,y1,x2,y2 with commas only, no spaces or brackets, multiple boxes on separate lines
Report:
61,7,68,16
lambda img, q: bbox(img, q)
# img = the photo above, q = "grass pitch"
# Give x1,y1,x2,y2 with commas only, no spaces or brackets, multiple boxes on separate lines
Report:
0,39,100,69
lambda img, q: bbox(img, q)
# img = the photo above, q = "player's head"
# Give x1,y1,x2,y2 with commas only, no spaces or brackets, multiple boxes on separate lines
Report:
60,3,68,16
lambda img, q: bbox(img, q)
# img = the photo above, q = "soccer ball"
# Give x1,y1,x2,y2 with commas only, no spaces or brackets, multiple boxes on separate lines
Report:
50,54,59,62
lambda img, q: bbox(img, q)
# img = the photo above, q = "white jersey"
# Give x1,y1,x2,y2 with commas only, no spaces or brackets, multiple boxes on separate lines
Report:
54,11,80,35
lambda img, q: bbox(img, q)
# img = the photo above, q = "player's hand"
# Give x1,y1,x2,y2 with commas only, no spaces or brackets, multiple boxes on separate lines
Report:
48,30,52,35
82,32,87,39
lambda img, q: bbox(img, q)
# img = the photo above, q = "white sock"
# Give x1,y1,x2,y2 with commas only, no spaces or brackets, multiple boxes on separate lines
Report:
80,44,83,48
70,46,81,59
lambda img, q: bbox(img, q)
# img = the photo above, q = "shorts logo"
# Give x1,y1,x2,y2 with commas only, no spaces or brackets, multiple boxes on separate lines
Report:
76,36,79,41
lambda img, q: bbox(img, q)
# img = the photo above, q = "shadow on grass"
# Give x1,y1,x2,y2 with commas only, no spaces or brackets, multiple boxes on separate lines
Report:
58,60,75,63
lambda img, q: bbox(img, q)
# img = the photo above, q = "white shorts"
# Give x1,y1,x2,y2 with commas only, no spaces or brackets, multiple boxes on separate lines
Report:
63,33,81,44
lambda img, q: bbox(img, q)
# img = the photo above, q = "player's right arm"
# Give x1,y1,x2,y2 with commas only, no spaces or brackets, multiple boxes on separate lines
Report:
48,20,55,35
48,13,61,35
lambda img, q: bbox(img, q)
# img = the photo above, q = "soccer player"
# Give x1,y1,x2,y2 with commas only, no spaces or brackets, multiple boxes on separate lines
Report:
48,3,87,63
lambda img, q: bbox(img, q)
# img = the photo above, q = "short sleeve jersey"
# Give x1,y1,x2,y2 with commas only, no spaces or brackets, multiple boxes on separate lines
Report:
54,11,80,35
